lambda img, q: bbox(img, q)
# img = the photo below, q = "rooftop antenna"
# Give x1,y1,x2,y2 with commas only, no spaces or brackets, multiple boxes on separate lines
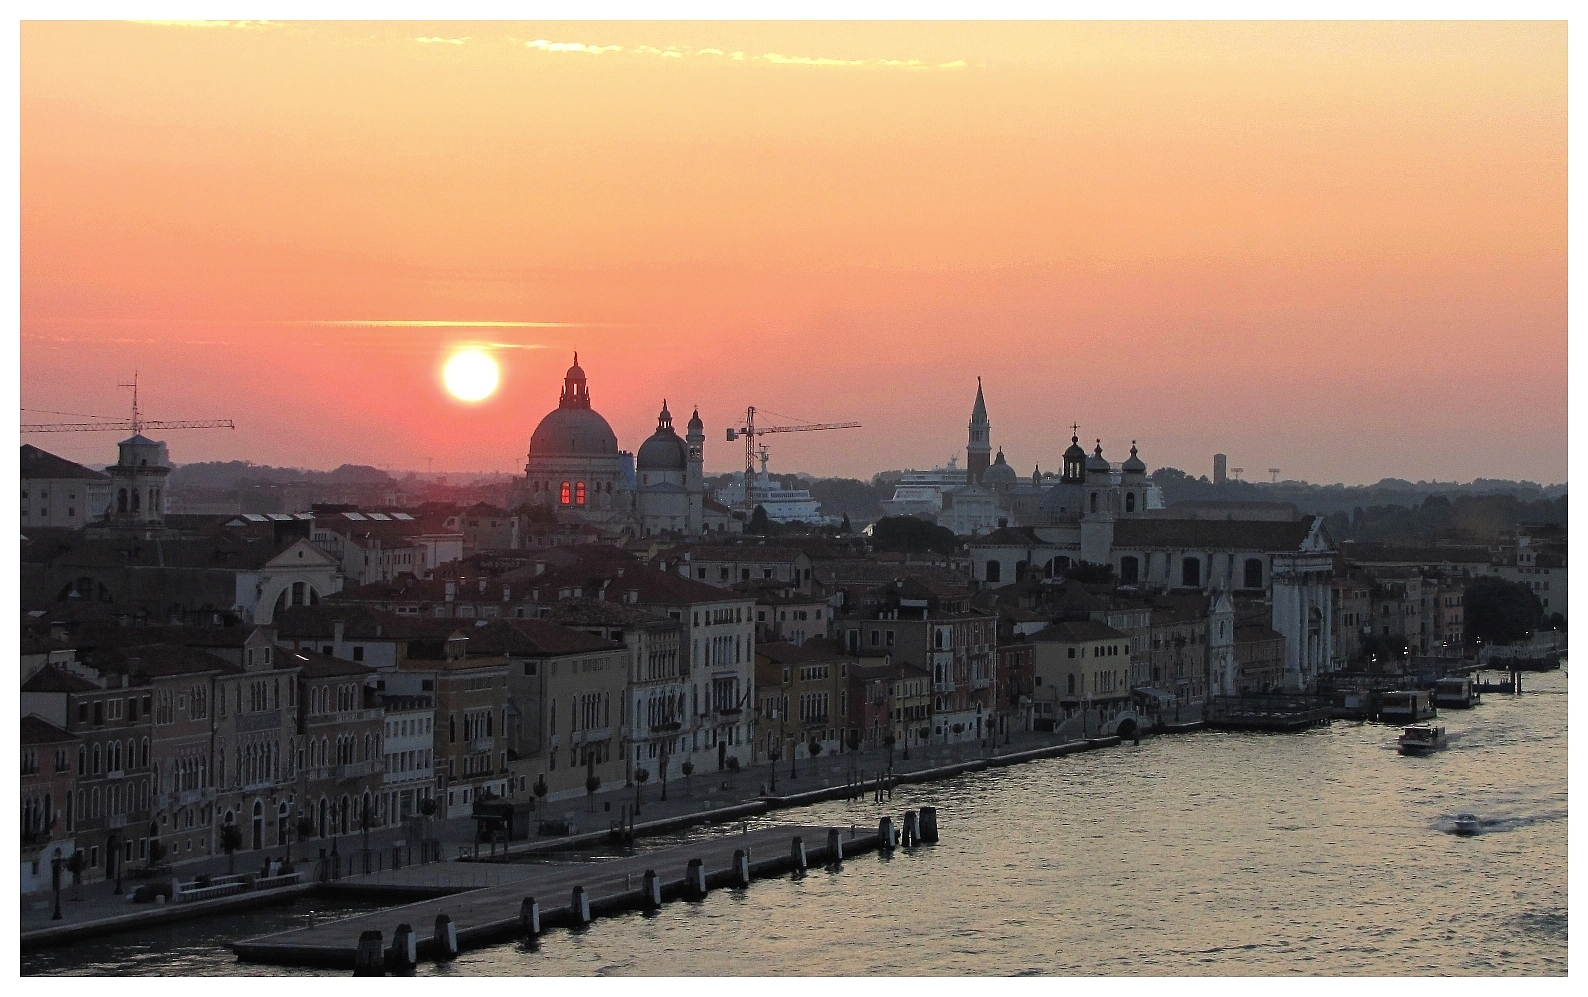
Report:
1231,467,1244,481
118,371,142,434
1269,468,1281,483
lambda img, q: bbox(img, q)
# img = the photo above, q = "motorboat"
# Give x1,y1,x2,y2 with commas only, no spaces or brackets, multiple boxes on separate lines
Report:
1453,813,1481,836
1396,723,1448,756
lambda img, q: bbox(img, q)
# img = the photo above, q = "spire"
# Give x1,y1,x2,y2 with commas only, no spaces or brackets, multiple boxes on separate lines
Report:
970,377,988,425
656,399,673,432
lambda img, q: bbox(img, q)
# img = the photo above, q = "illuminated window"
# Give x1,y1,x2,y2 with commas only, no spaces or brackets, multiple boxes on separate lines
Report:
576,481,586,505
560,481,571,505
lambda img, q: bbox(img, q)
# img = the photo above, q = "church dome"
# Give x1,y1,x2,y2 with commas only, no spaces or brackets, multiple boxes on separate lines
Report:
1122,441,1147,475
983,448,1018,486
528,353,619,458
1086,440,1111,474
636,401,688,471
530,408,619,458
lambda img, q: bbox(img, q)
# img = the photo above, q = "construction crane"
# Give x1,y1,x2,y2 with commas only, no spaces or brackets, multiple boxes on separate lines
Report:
725,406,860,477
21,372,236,435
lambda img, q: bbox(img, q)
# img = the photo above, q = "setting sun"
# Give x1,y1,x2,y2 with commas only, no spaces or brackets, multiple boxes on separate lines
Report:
441,348,500,403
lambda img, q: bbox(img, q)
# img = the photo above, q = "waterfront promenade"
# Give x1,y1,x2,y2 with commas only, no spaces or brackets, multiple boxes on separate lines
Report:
20,714,1184,943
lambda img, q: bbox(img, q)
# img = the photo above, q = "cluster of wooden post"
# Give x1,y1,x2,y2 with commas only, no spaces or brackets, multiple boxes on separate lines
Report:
349,817,942,974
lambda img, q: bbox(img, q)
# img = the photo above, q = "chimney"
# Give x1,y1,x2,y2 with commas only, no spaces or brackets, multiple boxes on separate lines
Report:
445,580,456,602
333,620,345,646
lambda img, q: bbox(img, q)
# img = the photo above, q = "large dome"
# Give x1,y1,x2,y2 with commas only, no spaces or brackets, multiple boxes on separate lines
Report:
637,401,687,471
530,407,618,458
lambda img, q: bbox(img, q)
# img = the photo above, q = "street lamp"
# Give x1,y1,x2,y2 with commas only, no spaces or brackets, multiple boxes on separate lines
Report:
110,831,123,896
50,851,63,921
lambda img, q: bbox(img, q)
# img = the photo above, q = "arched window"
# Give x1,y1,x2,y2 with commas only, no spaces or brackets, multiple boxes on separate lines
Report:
576,481,587,505
1243,558,1263,590
78,746,87,776
1182,557,1201,588
985,560,1001,583
1120,556,1139,585
1125,492,1136,513
93,744,102,774
1090,492,1099,513
1066,674,1076,695
560,481,571,505
117,488,128,513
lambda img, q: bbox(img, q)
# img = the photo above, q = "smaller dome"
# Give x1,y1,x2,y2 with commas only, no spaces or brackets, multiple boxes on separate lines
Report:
1063,433,1087,463
687,407,703,435
983,448,1018,486
566,352,585,381
637,400,687,472
1086,440,1111,474
1122,441,1147,475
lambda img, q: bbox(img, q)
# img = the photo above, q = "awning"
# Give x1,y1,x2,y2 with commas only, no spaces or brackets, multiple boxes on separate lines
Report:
1134,687,1177,706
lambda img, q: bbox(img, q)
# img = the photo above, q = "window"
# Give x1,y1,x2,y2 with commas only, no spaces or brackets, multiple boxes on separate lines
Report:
985,560,1001,583
1119,556,1139,586
1181,558,1201,588
560,481,571,505
1243,558,1263,590
1125,492,1136,513
576,481,587,505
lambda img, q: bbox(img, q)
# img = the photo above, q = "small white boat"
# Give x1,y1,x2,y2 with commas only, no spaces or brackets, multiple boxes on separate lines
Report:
1453,813,1481,836
1397,724,1448,755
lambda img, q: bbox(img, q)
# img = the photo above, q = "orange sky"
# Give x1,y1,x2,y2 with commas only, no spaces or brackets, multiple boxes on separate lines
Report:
20,21,1566,484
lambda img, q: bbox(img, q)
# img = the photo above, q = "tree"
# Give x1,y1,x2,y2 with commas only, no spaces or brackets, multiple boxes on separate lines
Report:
1066,561,1115,585
220,824,243,874
680,759,694,797
846,729,861,752
532,775,548,811
585,773,602,812
840,513,852,533
748,505,772,535
146,839,167,870
1465,577,1545,648
725,756,740,791
870,515,958,556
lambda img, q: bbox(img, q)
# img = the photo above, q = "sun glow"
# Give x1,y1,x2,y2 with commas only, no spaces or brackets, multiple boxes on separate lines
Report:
442,349,500,402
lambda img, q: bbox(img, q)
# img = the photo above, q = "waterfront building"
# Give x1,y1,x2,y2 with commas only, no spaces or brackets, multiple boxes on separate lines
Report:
462,619,629,807
887,662,933,754
969,515,1336,692
836,578,997,744
847,655,892,751
450,502,521,551
212,640,302,855
20,444,112,531
1028,621,1133,730
20,715,80,893
292,648,384,837
542,600,685,786
392,635,508,820
994,631,1035,734
378,691,436,824
754,639,854,761
1234,621,1287,693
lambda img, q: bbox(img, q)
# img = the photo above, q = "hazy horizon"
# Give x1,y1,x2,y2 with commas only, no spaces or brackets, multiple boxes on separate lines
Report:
22,22,1566,484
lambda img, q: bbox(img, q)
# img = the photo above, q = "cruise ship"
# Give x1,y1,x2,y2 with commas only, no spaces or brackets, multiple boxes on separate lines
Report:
878,458,968,518
715,450,834,525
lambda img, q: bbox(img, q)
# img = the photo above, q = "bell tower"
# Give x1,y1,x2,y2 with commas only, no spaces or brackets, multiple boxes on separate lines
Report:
967,378,991,484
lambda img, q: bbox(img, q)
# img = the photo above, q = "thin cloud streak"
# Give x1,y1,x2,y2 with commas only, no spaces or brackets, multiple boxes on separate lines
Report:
519,37,965,70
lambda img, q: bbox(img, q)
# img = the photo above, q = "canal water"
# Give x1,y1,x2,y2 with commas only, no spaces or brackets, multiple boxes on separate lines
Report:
24,669,1566,976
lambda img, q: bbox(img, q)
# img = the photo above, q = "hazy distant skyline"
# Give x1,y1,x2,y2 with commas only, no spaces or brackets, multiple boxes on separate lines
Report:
22,21,1565,485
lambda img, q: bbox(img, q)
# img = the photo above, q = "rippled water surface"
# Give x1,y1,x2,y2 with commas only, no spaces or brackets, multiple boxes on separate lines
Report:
25,670,1566,976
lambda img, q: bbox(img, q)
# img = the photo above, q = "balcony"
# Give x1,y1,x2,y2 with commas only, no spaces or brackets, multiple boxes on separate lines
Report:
971,678,992,691
468,737,495,753
717,706,743,716
649,721,682,733
333,761,374,780
237,710,283,734
572,727,612,745
934,680,955,694
800,714,831,725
